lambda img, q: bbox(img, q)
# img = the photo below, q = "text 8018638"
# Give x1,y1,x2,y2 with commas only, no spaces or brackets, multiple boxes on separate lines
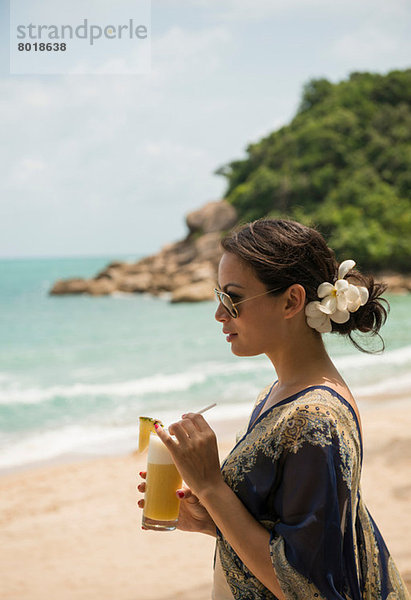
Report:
18,43,67,51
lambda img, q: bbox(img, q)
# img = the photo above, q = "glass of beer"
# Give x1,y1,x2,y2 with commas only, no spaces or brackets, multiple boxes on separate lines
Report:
142,432,183,531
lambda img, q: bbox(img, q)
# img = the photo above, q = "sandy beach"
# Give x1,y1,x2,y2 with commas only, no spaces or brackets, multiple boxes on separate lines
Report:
1,402,410,600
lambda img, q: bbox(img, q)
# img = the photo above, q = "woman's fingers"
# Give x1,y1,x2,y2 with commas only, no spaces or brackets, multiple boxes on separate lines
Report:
178,417,199,439
177,487,200,504
168,420,191,445
176,485,204,506
154,422,176,449
137,472,146,510
169,413,210,441
158,413,212,447
176,486,191,499
182,412,210,432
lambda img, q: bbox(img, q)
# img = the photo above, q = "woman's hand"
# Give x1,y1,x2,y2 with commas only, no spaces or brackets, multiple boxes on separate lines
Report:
175,486,216,536
137,472,216,536
155,413,224,499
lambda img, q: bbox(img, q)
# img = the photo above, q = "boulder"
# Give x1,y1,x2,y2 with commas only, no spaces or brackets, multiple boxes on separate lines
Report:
117,272,153,293
106,261,126,269
168,263,214,290
187,262,217,283
376,273,411,294
186,200,237,234
195,232,223,263
87,279,117,296
150,273,173,293
169,271,193,290
171,280,215,303
50,278,89,295
122,262,151,275
167,240,197,266
95,265,129,281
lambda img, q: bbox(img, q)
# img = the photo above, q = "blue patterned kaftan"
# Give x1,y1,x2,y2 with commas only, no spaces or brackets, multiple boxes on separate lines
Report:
214,385,409,600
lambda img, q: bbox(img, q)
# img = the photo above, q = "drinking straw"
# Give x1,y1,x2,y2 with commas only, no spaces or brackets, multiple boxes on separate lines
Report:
163,403,217,428
197,402,217,415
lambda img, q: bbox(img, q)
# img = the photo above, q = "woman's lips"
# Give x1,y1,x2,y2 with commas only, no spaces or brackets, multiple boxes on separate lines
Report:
225,333,238,342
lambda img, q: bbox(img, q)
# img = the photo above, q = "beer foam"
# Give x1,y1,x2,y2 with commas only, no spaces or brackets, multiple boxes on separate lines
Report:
147,433,174,465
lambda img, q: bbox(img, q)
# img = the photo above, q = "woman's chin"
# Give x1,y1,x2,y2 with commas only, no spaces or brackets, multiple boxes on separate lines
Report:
230,343,260,357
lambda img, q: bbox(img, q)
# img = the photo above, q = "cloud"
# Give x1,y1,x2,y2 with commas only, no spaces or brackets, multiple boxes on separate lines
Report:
333,27,400,64
191,0,411,23
0,22,232,255
8,157,47,189
153,25,233,81
330,0,411,67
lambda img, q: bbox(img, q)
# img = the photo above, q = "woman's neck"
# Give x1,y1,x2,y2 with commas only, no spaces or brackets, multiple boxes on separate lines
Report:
266,331,340,392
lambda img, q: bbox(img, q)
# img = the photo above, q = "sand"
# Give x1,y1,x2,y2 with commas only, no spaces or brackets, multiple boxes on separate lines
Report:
0,403,410,599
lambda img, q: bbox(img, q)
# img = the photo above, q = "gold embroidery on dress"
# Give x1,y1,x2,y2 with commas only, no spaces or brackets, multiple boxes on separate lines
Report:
387,556,411,599
222,389,361,494
217,536,277,600
357,498,382,598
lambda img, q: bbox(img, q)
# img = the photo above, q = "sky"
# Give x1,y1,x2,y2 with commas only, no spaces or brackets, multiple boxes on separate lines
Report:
0,0,410,259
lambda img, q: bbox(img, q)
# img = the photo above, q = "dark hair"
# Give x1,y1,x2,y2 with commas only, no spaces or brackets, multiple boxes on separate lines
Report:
221,218,389,353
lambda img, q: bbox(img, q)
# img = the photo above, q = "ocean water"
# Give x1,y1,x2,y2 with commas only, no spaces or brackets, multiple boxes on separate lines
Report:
0,255,410,471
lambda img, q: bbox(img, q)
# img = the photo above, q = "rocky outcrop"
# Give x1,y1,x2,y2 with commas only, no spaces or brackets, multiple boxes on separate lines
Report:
186,200,237,234
49,200,237,302
376,273,411,294
49,199,411,301
50,278,90,295
171,281,215,303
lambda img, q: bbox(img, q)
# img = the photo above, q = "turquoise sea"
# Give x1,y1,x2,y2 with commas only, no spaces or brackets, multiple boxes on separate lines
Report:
0,255,410,471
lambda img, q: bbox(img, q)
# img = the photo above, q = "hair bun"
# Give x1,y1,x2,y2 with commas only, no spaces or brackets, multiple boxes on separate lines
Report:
332,272,389,351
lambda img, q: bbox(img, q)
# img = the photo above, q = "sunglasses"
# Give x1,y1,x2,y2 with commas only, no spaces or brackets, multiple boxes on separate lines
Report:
214,286,289,318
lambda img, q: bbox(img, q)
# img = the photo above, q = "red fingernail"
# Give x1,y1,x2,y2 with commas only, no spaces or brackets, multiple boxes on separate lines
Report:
154,423,159,429
177,491,184,499
139,471,143,477
181,414,187,418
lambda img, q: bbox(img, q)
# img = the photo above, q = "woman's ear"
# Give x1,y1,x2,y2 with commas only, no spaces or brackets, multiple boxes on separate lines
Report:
283,284,306,319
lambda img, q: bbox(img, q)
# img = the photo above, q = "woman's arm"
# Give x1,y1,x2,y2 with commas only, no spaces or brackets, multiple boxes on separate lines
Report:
201,479,286,599
156,415,286,599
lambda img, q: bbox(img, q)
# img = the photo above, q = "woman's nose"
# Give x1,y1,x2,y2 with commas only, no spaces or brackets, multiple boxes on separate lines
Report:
215,302,229,323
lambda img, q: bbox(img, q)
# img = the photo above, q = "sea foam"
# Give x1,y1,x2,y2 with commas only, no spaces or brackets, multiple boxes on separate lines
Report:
0,359,271,406
0,345,410,406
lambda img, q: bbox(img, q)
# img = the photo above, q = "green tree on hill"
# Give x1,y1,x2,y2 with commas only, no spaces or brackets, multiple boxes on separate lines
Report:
215,69,411,272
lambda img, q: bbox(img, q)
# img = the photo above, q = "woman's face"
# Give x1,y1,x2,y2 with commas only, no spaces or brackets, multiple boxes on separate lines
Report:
215,252,287,357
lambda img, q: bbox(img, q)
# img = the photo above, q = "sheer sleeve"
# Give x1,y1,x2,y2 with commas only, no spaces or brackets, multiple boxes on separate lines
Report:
269,406,356,600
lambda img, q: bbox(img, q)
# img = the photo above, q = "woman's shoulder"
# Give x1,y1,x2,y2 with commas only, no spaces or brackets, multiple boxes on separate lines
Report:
254,383,357,428
273,386,362,451
292,385,362,435
250,383,362,453
280,386,357,423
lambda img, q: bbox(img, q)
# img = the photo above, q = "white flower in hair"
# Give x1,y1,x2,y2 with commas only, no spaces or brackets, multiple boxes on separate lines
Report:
305,260,369,333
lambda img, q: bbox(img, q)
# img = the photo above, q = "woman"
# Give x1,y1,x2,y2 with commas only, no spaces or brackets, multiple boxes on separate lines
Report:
138,218,409,599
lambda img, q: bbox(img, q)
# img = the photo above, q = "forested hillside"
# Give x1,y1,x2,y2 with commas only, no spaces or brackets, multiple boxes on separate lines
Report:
216,69,411,271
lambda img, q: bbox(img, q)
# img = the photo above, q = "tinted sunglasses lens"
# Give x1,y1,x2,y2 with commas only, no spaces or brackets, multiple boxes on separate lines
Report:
215,290,237,318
